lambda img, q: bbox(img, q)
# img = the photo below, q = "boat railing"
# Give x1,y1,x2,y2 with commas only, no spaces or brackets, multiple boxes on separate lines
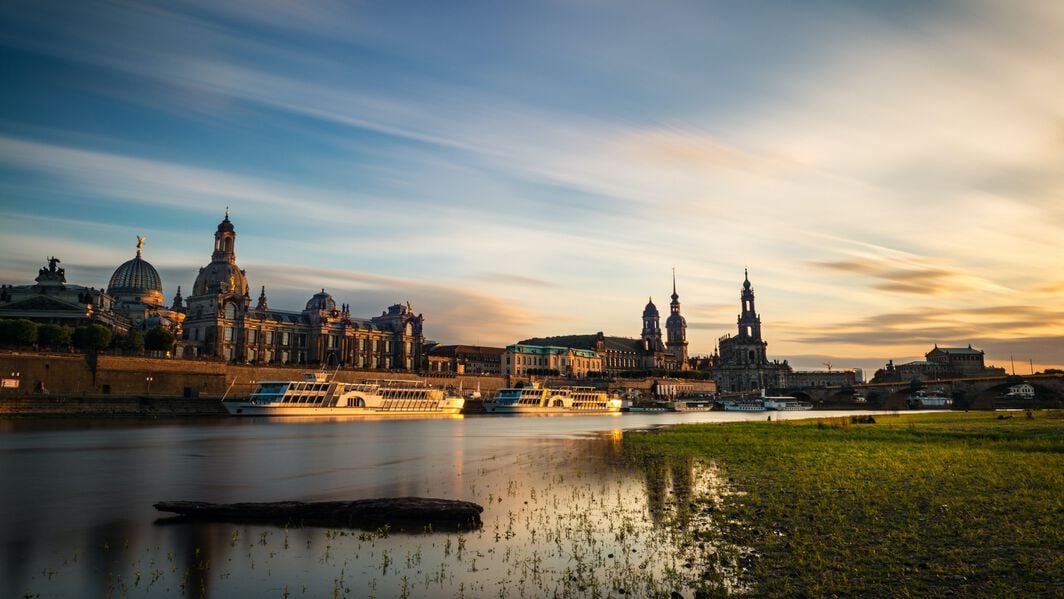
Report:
360,379,428,388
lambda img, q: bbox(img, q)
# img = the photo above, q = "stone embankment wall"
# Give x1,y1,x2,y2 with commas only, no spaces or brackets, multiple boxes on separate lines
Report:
0,395,228,416
0,351,718,416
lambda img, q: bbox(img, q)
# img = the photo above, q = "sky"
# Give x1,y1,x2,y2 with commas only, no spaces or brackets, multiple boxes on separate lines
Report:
1,0,1062,373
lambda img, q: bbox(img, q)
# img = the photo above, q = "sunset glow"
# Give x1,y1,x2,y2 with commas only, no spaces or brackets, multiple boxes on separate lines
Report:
1,1,1062,372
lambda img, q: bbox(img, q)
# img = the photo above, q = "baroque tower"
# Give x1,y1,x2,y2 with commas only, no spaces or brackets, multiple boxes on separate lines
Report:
665,269,689,368
712,269,788,392
738,268,763,342
641,297,665,352
184,210,251,360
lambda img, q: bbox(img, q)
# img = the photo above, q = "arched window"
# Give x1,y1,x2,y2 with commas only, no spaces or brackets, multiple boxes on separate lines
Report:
224,303,236,319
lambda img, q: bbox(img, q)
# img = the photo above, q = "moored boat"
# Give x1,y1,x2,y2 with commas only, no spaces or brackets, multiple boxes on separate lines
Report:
224,373,464,416
720,399,767,412
762,397,813,411
484,384,622,414
907,390,952,409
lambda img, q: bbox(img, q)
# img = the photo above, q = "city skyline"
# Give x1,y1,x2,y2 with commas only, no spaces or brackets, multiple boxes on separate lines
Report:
1,1,1062,372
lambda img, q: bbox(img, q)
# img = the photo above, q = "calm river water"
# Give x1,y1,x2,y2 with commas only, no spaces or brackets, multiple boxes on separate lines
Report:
1,410,877,598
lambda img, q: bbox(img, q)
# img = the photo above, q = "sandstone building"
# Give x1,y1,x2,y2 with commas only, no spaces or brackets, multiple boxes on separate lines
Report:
181,213,426,369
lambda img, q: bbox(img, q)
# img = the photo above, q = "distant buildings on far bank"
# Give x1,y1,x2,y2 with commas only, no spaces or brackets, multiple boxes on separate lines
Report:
0,220,1022,385
0,213,427,371
872,345,1007,383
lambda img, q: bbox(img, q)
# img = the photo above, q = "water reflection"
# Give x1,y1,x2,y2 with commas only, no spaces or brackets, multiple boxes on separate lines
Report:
2,411,878,597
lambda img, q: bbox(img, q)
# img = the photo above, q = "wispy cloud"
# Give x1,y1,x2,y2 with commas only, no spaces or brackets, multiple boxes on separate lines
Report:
1,0,1063,368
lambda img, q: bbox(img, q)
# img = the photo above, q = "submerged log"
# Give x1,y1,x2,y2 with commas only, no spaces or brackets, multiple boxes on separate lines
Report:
154,497,483,531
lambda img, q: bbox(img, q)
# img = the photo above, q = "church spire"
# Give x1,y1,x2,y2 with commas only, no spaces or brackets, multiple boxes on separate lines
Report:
256,285,268,311
666,269,688,368
171,285,184,311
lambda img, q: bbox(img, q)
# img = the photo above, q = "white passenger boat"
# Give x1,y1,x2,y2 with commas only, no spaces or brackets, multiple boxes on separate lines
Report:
907,390,952,409
224,373,465,416
720,400,767,412
762,396,813,411
483,384,622,414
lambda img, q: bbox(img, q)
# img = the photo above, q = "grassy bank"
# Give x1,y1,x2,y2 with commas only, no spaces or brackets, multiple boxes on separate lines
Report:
623,411,1064,597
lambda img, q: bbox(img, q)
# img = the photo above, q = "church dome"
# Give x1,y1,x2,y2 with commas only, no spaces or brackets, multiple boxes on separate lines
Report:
305,289,336,312
192,262,248,296
109,256,162,294
666,313,686,327
642,297,659,318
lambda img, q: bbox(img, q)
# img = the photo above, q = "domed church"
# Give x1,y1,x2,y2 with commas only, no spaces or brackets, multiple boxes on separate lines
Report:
107,236,185,333
181,212,426,369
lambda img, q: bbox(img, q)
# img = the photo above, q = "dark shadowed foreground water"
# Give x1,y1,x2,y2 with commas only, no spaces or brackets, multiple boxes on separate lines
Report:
1,410,881,598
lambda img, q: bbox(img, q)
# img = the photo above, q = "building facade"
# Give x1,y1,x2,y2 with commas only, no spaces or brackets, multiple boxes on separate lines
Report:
515,274,690,374
0,257,129,333
782,370,857,388
426,344,505,374
925,345,988,376
501,343,603,378
872,344,1005,382
180,213,426,369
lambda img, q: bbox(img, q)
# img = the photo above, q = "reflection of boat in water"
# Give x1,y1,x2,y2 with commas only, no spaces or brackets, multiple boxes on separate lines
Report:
224,372,465,416
907,390,952,408
484,384,622,414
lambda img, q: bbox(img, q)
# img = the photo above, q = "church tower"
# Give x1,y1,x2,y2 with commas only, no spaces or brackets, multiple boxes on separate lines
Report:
185,210,251,360
738,268,762,341
641,297,665,352
665,269,688,368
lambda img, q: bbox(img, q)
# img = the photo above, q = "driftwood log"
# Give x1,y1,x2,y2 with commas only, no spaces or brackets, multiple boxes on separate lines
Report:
154,497,483,531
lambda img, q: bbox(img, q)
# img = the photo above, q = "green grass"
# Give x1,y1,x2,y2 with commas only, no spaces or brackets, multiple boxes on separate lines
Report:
622,411,1064,597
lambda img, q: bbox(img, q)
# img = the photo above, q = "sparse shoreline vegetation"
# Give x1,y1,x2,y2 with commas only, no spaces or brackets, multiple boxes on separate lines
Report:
623,411,1064,597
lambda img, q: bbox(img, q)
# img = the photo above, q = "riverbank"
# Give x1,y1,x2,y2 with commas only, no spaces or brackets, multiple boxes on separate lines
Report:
0,394,228,416
622,410,1064,597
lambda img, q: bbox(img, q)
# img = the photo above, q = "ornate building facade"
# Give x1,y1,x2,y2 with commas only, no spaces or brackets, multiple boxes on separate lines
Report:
0,257,128,333
181,213,426,369
516,273,689,373
107,237,185,334
709,270,791,392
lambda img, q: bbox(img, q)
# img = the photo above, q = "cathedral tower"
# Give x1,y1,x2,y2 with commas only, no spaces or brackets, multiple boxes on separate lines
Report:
738,268,762,341
641,297,665,352
665,269,688,368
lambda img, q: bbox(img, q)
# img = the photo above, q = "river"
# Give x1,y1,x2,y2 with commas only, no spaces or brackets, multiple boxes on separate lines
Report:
0,410,883,598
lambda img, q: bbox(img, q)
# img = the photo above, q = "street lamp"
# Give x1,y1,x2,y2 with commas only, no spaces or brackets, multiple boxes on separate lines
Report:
146,376,154,395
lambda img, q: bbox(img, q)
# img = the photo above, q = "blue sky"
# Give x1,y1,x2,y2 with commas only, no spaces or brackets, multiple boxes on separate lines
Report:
1,0,1062,371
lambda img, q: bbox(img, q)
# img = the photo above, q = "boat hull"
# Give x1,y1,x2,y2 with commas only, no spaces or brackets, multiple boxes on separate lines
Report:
482,403,620,414
224,402,464,416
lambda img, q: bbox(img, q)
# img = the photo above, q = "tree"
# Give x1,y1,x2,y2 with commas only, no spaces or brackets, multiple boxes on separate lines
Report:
37,324,72,350
0,319,39,349
144,326,176,354
115,330,144,355
72,324,113,353
73,324,112,385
